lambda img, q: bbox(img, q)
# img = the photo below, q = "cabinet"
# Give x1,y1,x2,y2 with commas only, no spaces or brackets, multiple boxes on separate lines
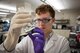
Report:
55,19,69,24
53,19,70,29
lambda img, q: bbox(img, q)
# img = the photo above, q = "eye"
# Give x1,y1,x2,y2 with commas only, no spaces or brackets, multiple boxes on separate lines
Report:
34,18,52,24
47,19,51,21
34,19,41,22
44,19,51,22
43,19,51,23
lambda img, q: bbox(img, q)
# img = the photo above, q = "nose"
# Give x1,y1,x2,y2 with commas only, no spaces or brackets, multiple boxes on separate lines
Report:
37,21,45,28
39,21,45,26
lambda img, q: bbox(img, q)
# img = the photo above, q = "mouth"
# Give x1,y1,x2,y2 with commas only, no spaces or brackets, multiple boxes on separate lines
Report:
38,26,46,30
42,27,45,29
41,27,46,30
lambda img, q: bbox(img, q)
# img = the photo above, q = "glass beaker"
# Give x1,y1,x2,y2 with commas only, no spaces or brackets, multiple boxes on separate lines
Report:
17,7,36,33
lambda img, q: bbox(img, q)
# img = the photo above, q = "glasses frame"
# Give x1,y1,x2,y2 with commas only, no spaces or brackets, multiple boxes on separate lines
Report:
34,17,52,24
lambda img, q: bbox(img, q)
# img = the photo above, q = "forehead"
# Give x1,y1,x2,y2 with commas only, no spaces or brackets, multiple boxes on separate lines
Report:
36,12,51,19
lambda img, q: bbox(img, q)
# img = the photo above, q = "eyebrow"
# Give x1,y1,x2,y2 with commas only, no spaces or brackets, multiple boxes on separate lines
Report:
42,17,52,19
37,17,52,19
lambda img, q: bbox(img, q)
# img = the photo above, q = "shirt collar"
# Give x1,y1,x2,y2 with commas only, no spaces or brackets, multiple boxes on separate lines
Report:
45,30,53,42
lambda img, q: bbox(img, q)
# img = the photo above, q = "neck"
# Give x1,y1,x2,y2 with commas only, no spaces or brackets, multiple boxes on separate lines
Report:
44,29,52,39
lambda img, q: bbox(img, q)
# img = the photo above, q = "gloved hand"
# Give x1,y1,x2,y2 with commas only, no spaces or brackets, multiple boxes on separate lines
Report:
28,27,45,53
4,11,32,51
10,11,32,31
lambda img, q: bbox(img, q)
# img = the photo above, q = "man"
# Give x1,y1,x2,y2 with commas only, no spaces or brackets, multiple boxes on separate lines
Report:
0,4,71,53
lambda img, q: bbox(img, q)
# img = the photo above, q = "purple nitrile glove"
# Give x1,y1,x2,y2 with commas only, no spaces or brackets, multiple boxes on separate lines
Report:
28,27,45,53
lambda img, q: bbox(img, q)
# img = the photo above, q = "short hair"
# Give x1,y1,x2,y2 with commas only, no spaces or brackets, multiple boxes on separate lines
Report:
35,4,55,18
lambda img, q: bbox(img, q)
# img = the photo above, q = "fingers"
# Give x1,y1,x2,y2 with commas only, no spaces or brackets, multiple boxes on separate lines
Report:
16,11,29,15
11,23,28,29
12,13,31,20
17,14,31,19
10,12,33,30
11,12,32,24
12,18,32,24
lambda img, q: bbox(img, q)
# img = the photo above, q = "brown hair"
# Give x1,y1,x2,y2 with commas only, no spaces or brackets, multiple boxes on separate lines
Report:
35,4,55,18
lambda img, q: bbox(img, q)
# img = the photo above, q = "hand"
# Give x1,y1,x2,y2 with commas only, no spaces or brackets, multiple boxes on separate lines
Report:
28,27,45,53
9,11,33,36
10,12,32,30
3,12,32,51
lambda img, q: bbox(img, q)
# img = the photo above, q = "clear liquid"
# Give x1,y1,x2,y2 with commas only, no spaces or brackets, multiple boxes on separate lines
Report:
24,19,36,32
18,7,36,33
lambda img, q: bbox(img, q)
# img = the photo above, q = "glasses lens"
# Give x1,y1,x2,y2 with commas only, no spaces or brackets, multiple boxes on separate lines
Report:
43,19,51,23
35,18,51,24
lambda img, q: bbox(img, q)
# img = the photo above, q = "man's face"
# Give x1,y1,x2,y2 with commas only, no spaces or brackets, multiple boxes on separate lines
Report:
35,12,55,33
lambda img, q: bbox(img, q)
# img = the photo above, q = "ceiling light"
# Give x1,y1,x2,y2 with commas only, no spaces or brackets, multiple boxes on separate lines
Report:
0,4,16,11
42,0,65,11
0,12,9,15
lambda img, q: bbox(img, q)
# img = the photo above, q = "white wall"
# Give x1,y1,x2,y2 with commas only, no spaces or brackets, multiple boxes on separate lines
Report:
55,10,80,26
53,29,70,38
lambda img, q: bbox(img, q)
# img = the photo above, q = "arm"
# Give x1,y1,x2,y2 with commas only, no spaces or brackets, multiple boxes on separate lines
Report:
0,36,29,53
0,11,32,52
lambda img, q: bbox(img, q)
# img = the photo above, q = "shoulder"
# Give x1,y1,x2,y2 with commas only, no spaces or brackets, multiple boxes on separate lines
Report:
53,33,71,53
56,34,67,41
52,31,69,44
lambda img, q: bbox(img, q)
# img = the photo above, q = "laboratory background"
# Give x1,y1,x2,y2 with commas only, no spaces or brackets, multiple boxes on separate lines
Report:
0,0,80,53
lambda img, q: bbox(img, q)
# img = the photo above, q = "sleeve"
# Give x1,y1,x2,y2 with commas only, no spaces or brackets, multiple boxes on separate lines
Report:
0,36,29,53
60,37,71,53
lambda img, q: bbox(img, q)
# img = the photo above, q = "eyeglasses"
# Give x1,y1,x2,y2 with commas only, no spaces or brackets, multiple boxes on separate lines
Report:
34,18,52,24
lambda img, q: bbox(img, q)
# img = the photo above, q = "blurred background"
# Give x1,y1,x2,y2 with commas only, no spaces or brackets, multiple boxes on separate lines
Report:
0,0,80,53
